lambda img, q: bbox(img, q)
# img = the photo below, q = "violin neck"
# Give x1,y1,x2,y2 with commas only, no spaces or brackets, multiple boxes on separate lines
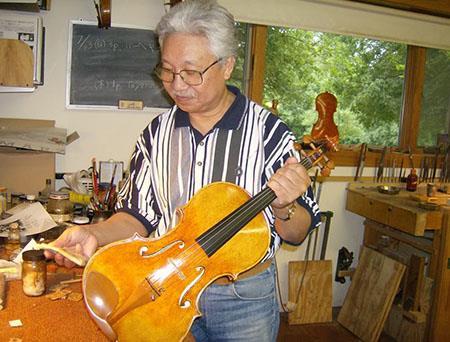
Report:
196,154,316,257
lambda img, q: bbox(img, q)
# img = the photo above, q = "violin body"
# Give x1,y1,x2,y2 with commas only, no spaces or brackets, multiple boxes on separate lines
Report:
311,92,339,144
83,182,270,341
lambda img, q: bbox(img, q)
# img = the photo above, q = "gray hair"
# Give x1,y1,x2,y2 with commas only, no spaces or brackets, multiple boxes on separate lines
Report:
156,0,238,60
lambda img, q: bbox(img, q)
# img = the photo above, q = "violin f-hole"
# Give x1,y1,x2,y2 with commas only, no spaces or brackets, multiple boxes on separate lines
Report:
179,266,205,308
140,240,185,258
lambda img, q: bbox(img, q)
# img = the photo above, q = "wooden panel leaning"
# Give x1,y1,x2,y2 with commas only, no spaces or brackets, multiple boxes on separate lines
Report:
337,246,406,342
0,39,33,87
287,260,332,324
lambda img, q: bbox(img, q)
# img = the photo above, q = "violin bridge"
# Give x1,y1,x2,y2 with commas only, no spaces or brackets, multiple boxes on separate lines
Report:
169,258,186,280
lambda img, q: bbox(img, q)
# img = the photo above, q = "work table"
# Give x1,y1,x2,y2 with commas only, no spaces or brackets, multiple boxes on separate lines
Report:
0,264,107,341
346,183,450,342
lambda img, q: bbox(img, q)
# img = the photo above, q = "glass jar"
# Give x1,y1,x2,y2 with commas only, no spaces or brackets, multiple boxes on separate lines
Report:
22,250,47,296
5,222,21,259
8,222,20,244
47,191,74,223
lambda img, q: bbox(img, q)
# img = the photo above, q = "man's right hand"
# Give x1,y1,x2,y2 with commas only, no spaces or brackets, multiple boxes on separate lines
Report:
44,225,98,268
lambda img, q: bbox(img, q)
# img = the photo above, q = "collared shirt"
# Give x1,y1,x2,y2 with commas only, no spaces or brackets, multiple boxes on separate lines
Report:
116,86,321,259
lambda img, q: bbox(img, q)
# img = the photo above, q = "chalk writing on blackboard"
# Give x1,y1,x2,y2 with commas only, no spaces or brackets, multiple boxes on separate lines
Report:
67,21,172,110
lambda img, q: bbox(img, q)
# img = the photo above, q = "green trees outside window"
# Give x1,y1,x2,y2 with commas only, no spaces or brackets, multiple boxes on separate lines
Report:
230,23,450,148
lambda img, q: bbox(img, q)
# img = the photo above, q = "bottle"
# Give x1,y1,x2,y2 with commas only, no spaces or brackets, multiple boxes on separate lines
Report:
406,168,418,192
22,250,47,296
38,178,54,202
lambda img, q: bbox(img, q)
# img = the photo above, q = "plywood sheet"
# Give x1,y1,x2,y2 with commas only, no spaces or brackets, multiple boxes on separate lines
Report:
337,246,405,342
0,118,55,196
288,260,332,324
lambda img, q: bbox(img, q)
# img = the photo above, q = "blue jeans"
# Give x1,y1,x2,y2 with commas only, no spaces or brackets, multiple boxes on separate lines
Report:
190,262,279,341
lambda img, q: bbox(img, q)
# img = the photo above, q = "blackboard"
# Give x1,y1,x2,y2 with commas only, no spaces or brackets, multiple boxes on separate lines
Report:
67,21,173,109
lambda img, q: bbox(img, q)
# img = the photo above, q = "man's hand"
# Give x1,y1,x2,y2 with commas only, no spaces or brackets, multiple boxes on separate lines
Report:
267,156,310,209
44,225,98,268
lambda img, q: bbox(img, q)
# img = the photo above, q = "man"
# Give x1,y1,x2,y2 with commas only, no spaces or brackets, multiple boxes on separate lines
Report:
46,0,320,340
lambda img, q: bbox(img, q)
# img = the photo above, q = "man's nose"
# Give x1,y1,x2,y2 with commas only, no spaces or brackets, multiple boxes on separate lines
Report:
171,73,189,90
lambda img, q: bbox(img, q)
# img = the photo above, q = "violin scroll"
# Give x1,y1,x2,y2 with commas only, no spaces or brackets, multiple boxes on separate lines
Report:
294,135,337,176
94,0,111,29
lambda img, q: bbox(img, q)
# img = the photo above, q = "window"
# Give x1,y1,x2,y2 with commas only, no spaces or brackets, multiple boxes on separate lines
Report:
228,22,250,92
263,27,407,146
417,48,450,147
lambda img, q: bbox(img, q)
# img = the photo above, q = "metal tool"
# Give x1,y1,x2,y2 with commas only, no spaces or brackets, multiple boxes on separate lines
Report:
398,158,404,182
376,146,387,182
432,146,439,182
355,143,367,181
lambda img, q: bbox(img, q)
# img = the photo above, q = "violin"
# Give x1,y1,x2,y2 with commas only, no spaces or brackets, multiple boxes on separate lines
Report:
311,92,339,145
95,0,111,29
82,137,335,341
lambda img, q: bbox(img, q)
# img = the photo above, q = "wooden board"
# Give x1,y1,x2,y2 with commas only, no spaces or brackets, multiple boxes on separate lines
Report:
337,246,405,342
402,254,425,311
288,260,332,325
0,39,33,87
0,118,55,196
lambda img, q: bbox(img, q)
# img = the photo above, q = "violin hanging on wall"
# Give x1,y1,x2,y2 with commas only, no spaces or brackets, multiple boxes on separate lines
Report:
94,0,111,29
311,92,339,145
82,137,336,341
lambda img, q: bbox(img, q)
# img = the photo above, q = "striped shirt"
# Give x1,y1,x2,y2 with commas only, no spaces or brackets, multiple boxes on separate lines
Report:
116,86,321,259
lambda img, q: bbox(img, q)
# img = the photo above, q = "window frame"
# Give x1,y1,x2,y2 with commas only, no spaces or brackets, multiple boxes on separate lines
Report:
245,25,428,167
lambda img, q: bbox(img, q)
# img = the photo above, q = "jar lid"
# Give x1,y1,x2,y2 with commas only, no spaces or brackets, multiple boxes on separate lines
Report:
49,191,70,200
72,216,90,225
22,250,46,261
26,194,36,201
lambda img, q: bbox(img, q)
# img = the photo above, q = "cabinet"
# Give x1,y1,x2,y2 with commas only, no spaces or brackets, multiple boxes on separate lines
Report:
346,183,450,341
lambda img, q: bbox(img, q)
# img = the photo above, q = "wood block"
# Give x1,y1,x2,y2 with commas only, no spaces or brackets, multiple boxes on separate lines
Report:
337,246,406,342
402,254,425,311
384,304,425,342
288,260,332,325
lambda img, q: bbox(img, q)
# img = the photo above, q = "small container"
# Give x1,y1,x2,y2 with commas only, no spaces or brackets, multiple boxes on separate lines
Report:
91,210,113,224
406,169,418,192
26,194,36,203
47,191,74,223
5,222,22,259
427,183,437,197
22,250,47,296
8,222,21,244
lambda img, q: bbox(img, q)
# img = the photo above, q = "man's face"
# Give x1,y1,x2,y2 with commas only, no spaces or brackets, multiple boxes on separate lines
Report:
160,33,234,115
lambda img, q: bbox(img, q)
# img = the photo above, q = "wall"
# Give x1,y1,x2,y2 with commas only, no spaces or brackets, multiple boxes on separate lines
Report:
0,0,393,308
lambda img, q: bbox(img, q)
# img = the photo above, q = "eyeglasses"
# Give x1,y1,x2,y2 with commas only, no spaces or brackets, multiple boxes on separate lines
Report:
154,59,222,86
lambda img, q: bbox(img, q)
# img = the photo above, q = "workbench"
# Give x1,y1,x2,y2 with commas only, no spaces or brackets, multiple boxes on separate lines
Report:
0,265,107,341
346,183,450,341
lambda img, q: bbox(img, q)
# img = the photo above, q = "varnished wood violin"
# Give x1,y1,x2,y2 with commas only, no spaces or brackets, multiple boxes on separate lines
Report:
94,0,111,29
82,137,335,341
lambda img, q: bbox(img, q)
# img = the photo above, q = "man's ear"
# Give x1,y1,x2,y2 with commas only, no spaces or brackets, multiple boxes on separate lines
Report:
223,56,236,80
